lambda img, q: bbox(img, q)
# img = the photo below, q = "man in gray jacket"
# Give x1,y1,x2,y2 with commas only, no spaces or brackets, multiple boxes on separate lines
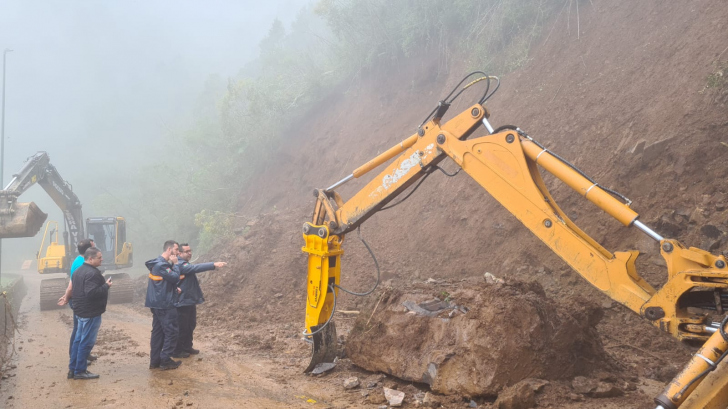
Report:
172,243,227,358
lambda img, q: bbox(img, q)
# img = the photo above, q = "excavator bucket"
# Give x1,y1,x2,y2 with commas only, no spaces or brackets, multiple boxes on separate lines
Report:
304,321,338,373
0,201,48,238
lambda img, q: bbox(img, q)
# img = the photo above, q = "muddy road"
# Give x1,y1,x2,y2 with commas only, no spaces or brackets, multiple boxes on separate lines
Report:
0,272,678,409
0,273,363,409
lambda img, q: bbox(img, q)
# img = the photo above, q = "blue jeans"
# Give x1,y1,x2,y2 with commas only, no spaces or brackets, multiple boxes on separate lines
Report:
69,315,102,374
69,300,78,357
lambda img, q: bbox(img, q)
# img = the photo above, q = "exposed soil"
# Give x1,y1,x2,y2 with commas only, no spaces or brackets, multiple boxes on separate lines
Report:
3,0,728,408
197,0,728,406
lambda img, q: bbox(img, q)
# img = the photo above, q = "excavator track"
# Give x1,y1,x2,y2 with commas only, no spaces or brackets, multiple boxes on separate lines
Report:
105,273,134,304
39,277,68,311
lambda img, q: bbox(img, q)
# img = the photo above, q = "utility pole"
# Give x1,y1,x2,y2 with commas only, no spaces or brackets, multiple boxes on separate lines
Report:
1,48,13,284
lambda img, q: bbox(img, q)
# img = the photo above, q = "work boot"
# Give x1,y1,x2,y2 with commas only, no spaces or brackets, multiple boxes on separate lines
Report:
171,351,190,358
149,362,160,369
87,354,98,361
67,370,74,379
74,371,100,380
187,348,200,355
160,359,182,370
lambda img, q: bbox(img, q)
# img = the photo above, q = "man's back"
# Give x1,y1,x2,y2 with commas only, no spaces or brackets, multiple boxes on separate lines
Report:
70,255,85,276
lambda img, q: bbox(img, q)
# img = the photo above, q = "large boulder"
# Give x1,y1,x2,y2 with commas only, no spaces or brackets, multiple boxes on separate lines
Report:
346,281,607,396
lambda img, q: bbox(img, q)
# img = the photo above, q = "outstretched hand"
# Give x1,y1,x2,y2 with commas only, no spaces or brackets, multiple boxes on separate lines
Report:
57,296,68,306
214,262,227,269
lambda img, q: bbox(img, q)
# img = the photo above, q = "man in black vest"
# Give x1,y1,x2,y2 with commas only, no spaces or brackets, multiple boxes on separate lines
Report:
68,247,112,380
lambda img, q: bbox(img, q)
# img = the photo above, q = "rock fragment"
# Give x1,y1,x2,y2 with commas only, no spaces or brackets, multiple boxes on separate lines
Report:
592,382,624,398
364,373,385,388
571,376,623,398
484,272,504,284
571,376,598,394
523,378,549,393
343,377,360,389
495,380,536,409
367,389,387,404
383,387,405,407
423,392,441,408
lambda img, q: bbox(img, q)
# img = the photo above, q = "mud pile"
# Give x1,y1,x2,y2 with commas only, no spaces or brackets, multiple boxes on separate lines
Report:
346,280,607,397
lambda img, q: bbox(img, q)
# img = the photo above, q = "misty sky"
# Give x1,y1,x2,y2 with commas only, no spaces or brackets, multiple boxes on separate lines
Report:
0,0,311,271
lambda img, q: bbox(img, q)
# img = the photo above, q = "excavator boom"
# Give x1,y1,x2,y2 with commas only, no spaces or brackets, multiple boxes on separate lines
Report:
301,73,728,408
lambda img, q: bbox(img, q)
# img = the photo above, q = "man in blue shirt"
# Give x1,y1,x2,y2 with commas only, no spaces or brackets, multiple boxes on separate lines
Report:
172,243,227,358
58,239,97,375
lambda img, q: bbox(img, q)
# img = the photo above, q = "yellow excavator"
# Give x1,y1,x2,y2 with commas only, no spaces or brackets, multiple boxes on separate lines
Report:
301,73,728,409
0,152,133,310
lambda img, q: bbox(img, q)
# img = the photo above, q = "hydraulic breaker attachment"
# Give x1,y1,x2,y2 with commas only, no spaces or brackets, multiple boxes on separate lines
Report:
0,192,47,238
301,222,342,373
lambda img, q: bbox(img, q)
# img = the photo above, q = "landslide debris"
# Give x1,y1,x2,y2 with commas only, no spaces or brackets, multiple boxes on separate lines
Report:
346,280,608,397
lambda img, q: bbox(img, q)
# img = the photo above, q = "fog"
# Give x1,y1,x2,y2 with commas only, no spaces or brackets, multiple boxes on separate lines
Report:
0,0,311,272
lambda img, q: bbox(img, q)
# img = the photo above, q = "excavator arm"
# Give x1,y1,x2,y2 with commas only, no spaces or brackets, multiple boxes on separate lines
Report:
301,74,728,408
1,152,84,261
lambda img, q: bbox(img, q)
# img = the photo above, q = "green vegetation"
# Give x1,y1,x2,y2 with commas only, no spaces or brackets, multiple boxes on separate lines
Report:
316,0,559,73
706,61,728,90
94,0,561,258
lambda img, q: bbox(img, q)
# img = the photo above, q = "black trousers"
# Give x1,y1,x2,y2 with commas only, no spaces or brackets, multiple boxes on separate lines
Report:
150,307,178,365
174,305,197,354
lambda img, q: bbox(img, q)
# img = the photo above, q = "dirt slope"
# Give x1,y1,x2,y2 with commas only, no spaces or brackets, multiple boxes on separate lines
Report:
197,0,728,407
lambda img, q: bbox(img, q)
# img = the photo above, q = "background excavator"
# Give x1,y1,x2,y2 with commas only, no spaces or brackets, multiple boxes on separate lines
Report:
301,73,728,409
0,151,133,310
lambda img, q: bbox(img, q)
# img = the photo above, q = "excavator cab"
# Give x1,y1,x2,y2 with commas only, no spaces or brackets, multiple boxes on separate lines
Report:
86,216,134,305
86,216,133,270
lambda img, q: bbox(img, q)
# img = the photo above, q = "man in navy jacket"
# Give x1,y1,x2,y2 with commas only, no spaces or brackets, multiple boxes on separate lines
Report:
172,243,227,358
145,240,182,370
